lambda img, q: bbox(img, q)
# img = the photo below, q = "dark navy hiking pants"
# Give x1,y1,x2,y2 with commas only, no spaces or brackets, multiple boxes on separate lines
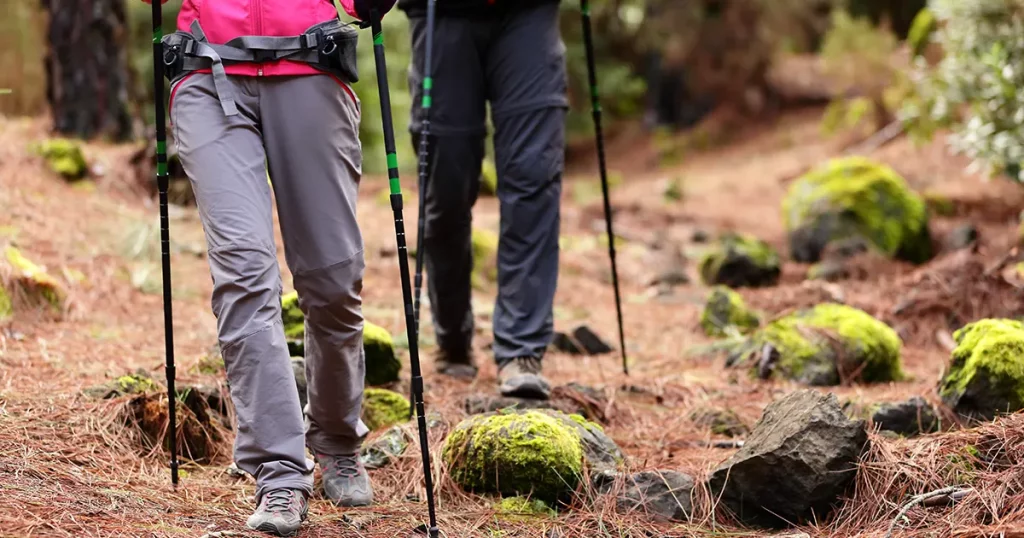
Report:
406,2,568,366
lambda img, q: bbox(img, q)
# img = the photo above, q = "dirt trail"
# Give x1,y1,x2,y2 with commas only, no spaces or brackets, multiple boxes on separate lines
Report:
2,110,1023,537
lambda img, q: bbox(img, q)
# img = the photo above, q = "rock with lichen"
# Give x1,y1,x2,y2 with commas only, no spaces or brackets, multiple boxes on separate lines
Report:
281,291,401,386
700,286,760,337
939,319,1024,421
698,233,781,288
0,284,11,322
4,247,67,312
494,496,556,518
442,410,585,502
783,156,932,264
33,139,88,181
361,425,410,469
742,303,904,386
362,388,410,431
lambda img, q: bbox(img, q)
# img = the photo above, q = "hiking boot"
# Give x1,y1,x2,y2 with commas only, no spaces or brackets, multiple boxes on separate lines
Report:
245,488,308,537
498,356,551,400
434,349,478,380
316,453,374,507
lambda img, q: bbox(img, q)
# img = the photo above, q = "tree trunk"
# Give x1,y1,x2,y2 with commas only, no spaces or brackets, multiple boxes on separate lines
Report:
42,0,132,141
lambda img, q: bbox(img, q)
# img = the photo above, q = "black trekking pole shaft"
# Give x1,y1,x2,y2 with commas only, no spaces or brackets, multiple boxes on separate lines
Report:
580,0,628,375
151,0,180,487
410,0,437,420
368,11,439,538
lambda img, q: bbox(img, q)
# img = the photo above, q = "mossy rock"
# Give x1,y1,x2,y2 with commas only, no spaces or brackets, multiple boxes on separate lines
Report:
0,284,11,322
698,233,781,288
939,319,1024,421
34,139,88,181
907,7,936,57
700,286,760,337
750,303,904,386
443,410,584,503
550,410,624,473
362,388,410,431
5,247,66,312
495,496,556,518
480,158,498,196
783,156,932,264
280,292,401,386
84,373,160,399
472,228,499,288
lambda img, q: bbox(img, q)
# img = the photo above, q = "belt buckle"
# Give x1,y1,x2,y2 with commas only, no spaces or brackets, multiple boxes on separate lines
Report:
251,49,276,63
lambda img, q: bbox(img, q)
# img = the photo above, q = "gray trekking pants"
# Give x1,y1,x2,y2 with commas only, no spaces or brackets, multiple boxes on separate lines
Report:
171,73,369,502
407,2,568,365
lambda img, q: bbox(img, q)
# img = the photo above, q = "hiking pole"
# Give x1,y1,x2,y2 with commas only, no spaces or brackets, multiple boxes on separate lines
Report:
365,9,440,538
580,0,629,375
409,0,437,420
150,0,180,487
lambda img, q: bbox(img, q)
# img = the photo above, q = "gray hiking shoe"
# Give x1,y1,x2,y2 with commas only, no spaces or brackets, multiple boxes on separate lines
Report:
498,356,551,400
316,453,374,507
245,489,308,537
434,350,478,380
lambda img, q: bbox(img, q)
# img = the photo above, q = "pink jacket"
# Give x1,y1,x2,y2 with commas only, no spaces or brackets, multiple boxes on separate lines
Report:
176,0,363,77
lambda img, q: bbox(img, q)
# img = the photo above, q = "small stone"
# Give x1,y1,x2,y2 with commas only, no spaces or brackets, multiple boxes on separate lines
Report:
807,259,849,282
708,390,868,528
34,139,88,181
691,229,711,243
614,470,695,522
698,233,781,288
870,396,940,436
688,406,749,437
551,325,614,355
225,463,248,479
464,394,575,416
700,286,759,337
361,425,409,470
939,319,1024,420
944,223,979,252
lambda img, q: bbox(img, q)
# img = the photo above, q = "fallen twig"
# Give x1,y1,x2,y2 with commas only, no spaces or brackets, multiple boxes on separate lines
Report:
886,486,974,538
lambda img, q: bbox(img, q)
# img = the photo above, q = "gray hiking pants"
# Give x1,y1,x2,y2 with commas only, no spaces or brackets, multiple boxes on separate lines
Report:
407,2,568,365
171,73,369,502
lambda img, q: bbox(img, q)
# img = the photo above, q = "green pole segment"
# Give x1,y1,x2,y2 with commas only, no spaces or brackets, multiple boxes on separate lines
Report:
151,0,179,487
367,9,440,538
580,0,629,375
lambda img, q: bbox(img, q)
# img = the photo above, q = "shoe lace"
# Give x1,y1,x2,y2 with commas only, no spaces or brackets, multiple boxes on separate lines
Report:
514,356,542,374
323,454,361,478
265,489,295,512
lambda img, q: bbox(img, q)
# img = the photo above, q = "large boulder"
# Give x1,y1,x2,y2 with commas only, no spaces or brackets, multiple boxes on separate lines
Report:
700,286,760,337
939,319,1024,420
281,291,401,386
746,303,904,386
708,390,869,528
783,156,932,264
698,233,781,288
443,410,584,503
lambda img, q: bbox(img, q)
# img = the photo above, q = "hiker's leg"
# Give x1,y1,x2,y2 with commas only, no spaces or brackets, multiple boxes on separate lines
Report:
486,2,568,365
260,75,368,458
408,15,488,360
171,74,313,501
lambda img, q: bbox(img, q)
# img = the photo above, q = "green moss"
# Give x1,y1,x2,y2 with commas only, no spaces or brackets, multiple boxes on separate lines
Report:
480,158,498,196
923,191,956,217
362,388,410,431
753,303,904,385
364,321,401,386
907,8,936,57
939,319,1024,419
280,291,304,340
495,496,556,518
33,139,88,181
116,374,158,394
783,156,932,263
195,353,224,375
472,228,499,288
5,247,66,311
698,233,781,288
0,284,11,322
443,410,584,503
700,286,760,337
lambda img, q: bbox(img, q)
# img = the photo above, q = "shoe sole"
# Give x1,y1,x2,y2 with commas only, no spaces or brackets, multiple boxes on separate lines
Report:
254,522,299,537
500,379,551,400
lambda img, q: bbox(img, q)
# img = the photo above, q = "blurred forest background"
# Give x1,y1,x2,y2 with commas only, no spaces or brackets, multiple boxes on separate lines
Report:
2,0,1023,181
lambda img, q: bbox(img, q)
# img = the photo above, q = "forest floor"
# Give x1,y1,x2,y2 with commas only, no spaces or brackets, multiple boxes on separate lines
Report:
2,108,1024,537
